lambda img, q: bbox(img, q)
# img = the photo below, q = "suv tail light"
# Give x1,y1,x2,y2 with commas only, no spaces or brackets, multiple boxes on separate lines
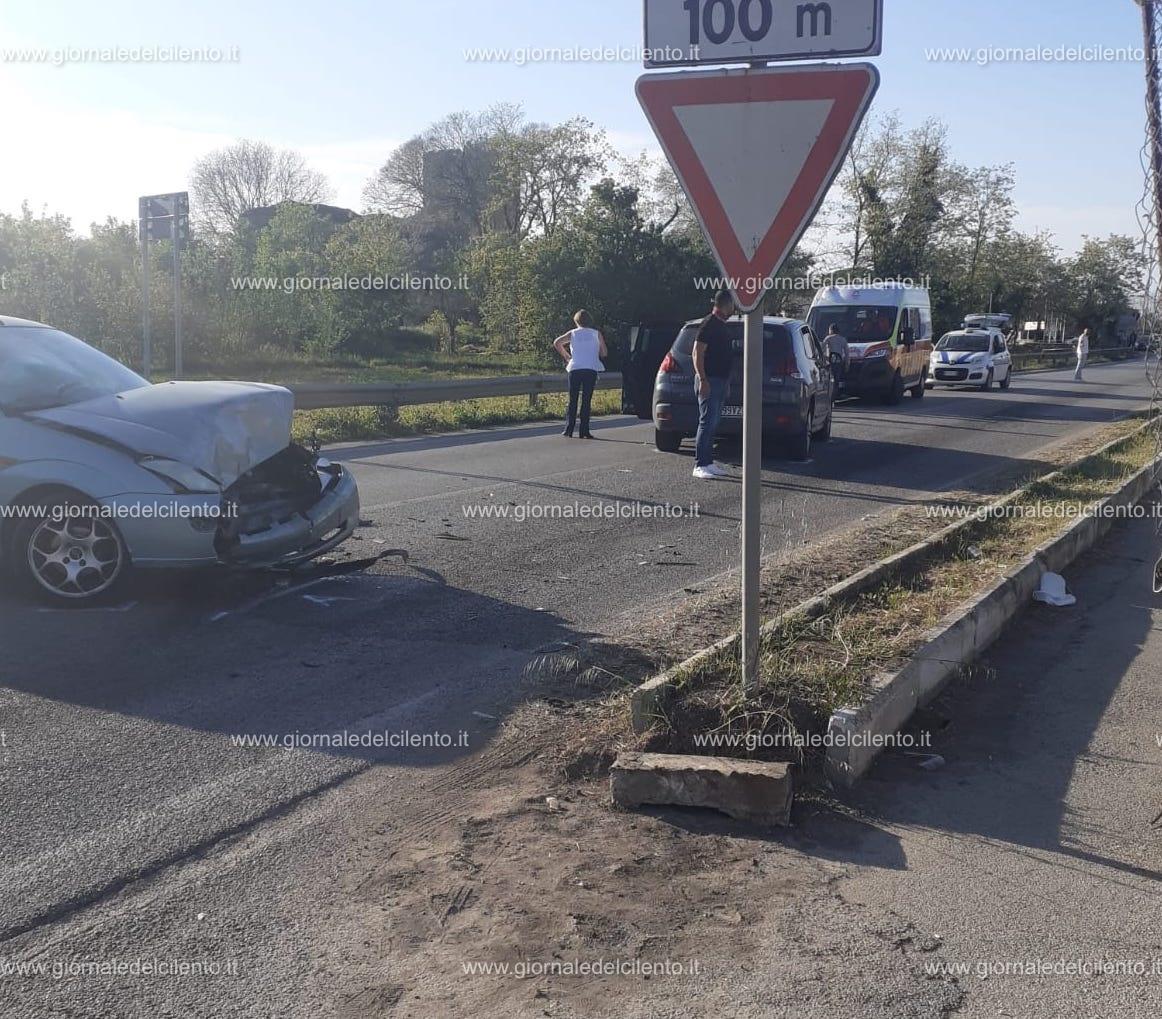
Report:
770,353,802,380
659,352,680,374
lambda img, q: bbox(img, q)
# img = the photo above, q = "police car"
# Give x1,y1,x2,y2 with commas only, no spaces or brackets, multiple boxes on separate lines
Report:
926,327,1013,391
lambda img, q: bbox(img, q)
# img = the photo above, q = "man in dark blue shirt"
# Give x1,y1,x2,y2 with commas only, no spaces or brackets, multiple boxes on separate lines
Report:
692,290,736,479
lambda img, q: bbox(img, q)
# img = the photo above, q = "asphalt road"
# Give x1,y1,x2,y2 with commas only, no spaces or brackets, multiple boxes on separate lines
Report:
0,358,1155,1015
832,509,1162,1018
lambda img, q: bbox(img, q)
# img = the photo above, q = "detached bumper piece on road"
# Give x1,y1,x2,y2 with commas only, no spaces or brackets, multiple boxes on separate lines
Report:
215,445,360,568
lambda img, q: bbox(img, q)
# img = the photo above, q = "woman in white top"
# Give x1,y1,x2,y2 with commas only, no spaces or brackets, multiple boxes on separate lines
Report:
553,310,607,439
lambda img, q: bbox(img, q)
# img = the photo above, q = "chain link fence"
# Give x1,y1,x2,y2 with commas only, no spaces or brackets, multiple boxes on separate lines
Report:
1134,0,1162,591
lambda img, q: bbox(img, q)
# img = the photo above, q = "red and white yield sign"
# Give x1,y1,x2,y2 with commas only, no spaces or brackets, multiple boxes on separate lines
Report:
636,63,879,311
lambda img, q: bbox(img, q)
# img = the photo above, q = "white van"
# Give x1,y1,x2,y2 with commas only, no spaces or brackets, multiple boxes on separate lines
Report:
963,313,1013,332
807,284,934,404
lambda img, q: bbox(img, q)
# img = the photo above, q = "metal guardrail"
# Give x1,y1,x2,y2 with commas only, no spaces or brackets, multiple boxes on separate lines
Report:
288,372,624,411
285,349,1141,411
1011,347,1138,367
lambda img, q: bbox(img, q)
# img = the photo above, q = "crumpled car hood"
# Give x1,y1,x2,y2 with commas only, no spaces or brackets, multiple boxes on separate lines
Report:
29,381,295,488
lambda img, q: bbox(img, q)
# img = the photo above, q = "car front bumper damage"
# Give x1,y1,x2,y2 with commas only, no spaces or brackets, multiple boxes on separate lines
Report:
104,451,360,571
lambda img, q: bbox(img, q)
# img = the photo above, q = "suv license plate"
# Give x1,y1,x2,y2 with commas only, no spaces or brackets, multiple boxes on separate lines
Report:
721,405,743,417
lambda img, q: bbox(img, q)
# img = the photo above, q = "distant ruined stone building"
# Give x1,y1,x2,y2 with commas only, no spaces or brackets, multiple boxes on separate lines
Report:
239,202,360,233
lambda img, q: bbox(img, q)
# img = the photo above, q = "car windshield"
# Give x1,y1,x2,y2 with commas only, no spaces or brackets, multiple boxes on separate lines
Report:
808,305,898,344
0,326,149,413
937,333,989,352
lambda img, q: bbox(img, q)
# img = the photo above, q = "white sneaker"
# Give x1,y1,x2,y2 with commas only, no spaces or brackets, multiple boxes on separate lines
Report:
692,466,718,480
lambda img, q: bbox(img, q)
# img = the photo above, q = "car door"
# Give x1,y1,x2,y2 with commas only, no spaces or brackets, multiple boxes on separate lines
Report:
994,334,1012,379
803,326,832,406
905,307,926,383
623,323,682,418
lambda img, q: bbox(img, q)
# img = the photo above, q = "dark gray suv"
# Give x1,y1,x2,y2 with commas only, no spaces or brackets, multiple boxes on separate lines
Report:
651,316,836,460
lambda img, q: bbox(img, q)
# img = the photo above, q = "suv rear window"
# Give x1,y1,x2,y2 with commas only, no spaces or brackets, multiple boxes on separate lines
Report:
673,322,793,365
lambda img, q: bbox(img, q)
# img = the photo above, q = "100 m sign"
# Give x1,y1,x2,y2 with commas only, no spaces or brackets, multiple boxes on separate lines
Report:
683,0,775,45
643,0,881,67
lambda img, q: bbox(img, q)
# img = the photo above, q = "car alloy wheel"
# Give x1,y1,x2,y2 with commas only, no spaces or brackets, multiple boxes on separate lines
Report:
23,511,127,602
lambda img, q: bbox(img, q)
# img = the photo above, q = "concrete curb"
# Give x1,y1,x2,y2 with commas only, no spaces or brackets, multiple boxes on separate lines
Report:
611,752,793,827
629,419,1159,737
826,451,1162,786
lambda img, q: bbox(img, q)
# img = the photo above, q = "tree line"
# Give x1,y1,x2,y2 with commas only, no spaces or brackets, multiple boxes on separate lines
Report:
0,104,1144,373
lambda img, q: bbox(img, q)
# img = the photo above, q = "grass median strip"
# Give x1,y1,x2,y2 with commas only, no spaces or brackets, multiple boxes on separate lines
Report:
641,422,1160,770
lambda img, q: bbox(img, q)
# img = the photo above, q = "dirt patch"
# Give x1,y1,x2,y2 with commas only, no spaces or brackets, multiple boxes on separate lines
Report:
330,706,964,1019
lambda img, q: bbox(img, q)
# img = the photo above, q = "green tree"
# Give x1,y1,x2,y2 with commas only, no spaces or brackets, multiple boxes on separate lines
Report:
1068,235,1146,339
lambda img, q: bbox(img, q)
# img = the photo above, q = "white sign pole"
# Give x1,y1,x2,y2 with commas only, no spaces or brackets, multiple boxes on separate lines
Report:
636,18,882,696
741,304,763,691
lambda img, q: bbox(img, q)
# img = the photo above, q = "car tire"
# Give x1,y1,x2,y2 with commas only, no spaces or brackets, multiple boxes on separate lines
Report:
910,369,927,399
811,404,833,442
10,496,130,606
883,371,905,405
999,368,1012,390
786,429,812,461
787,406,813,460
979,369,994,392
654,428,683,453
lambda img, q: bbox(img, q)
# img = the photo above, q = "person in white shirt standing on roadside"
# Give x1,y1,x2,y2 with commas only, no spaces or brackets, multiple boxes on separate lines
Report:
554,309,607,439
1074,327,1090,382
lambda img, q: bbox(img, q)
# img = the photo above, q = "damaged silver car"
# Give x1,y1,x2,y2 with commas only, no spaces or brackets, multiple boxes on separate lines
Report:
0,316,360,604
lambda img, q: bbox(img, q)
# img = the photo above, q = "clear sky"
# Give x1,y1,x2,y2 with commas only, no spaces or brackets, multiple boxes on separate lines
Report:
0,0,1149,253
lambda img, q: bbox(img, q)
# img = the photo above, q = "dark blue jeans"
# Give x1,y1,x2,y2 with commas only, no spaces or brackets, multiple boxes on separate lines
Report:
694,376,727,467
564,369,598,435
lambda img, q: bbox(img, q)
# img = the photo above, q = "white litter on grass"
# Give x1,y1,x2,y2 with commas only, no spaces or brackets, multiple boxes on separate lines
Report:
1033,572,1076,607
